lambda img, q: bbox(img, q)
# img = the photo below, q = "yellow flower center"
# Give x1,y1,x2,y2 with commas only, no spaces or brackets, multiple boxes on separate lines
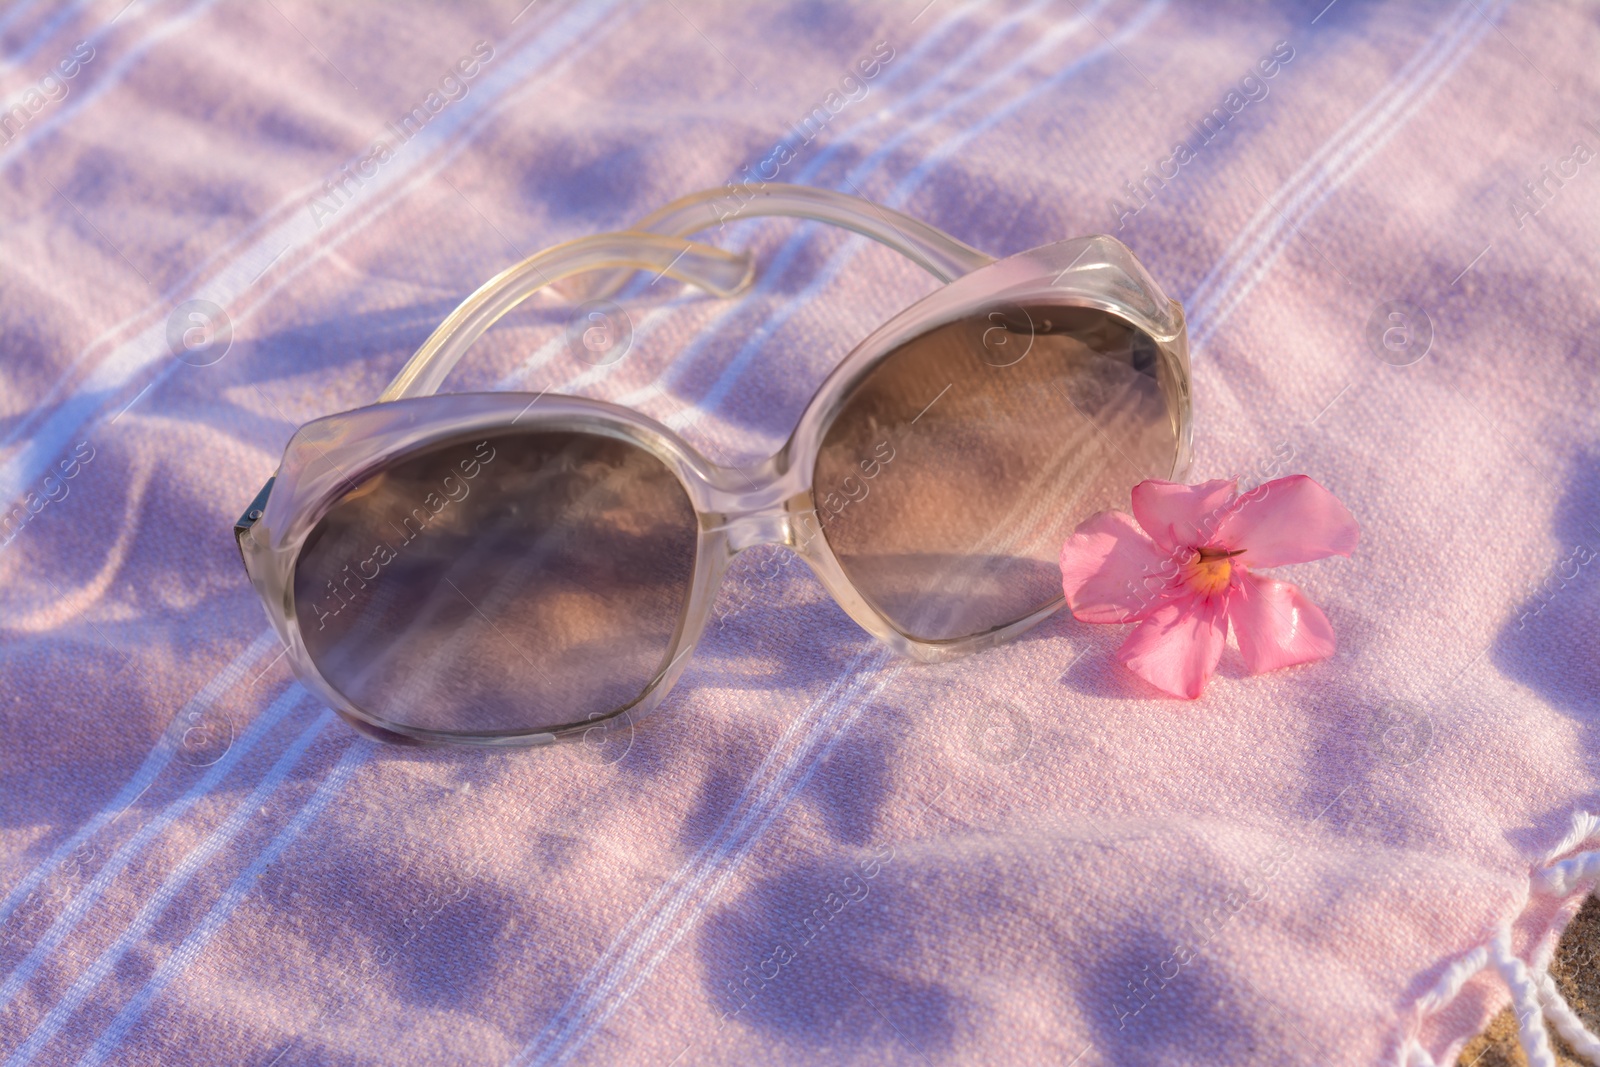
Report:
1182,547,1243,598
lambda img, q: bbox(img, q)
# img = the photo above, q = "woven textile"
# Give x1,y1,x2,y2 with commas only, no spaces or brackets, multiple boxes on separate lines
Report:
1,2,1597,1064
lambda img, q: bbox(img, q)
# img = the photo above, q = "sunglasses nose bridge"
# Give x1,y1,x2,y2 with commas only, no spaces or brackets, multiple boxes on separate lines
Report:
722,509,793,554
705,463,812,555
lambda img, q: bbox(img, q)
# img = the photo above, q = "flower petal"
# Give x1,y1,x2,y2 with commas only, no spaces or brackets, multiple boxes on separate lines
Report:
1230,572,1336,674
1213,475,1358,566
1131,478,1239,552
1060,510,1171,623
1115,596,1227,699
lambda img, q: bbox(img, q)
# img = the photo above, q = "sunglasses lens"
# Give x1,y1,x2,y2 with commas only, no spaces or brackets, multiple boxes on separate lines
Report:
813,304,1182,641
293,430,697,736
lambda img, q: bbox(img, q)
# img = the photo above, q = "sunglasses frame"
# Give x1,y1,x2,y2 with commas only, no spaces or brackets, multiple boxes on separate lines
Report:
235,185,1191,748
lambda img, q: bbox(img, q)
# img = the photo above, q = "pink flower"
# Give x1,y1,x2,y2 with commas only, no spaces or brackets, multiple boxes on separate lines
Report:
1059,476,1359,699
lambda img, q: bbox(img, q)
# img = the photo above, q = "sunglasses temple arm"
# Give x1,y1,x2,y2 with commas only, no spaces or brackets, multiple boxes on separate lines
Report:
563,183,996,303
378,232,751,402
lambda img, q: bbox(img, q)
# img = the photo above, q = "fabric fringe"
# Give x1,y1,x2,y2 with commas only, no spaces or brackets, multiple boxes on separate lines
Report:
1399,810,1600,1066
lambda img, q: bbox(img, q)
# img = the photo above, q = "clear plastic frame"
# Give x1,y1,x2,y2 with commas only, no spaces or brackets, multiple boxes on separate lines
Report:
235,184,1191,747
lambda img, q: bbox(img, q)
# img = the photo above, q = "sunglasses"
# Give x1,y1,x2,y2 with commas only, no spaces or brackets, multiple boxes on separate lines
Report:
235,183,1191,747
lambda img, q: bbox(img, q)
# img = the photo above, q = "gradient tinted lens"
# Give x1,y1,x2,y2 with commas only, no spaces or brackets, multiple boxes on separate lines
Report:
813,304,1180,641
293,430,698,736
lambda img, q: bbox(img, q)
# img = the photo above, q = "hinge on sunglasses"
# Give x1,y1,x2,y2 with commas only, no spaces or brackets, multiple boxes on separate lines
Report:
233,476,275,564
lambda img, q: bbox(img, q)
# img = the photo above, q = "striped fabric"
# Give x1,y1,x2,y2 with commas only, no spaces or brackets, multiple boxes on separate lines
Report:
1,2,1596,1064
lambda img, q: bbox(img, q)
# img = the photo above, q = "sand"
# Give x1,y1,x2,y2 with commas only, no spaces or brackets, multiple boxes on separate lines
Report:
1460,895,1600,1066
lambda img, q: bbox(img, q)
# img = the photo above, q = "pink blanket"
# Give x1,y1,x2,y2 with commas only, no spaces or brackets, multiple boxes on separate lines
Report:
2,1,1597,1064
